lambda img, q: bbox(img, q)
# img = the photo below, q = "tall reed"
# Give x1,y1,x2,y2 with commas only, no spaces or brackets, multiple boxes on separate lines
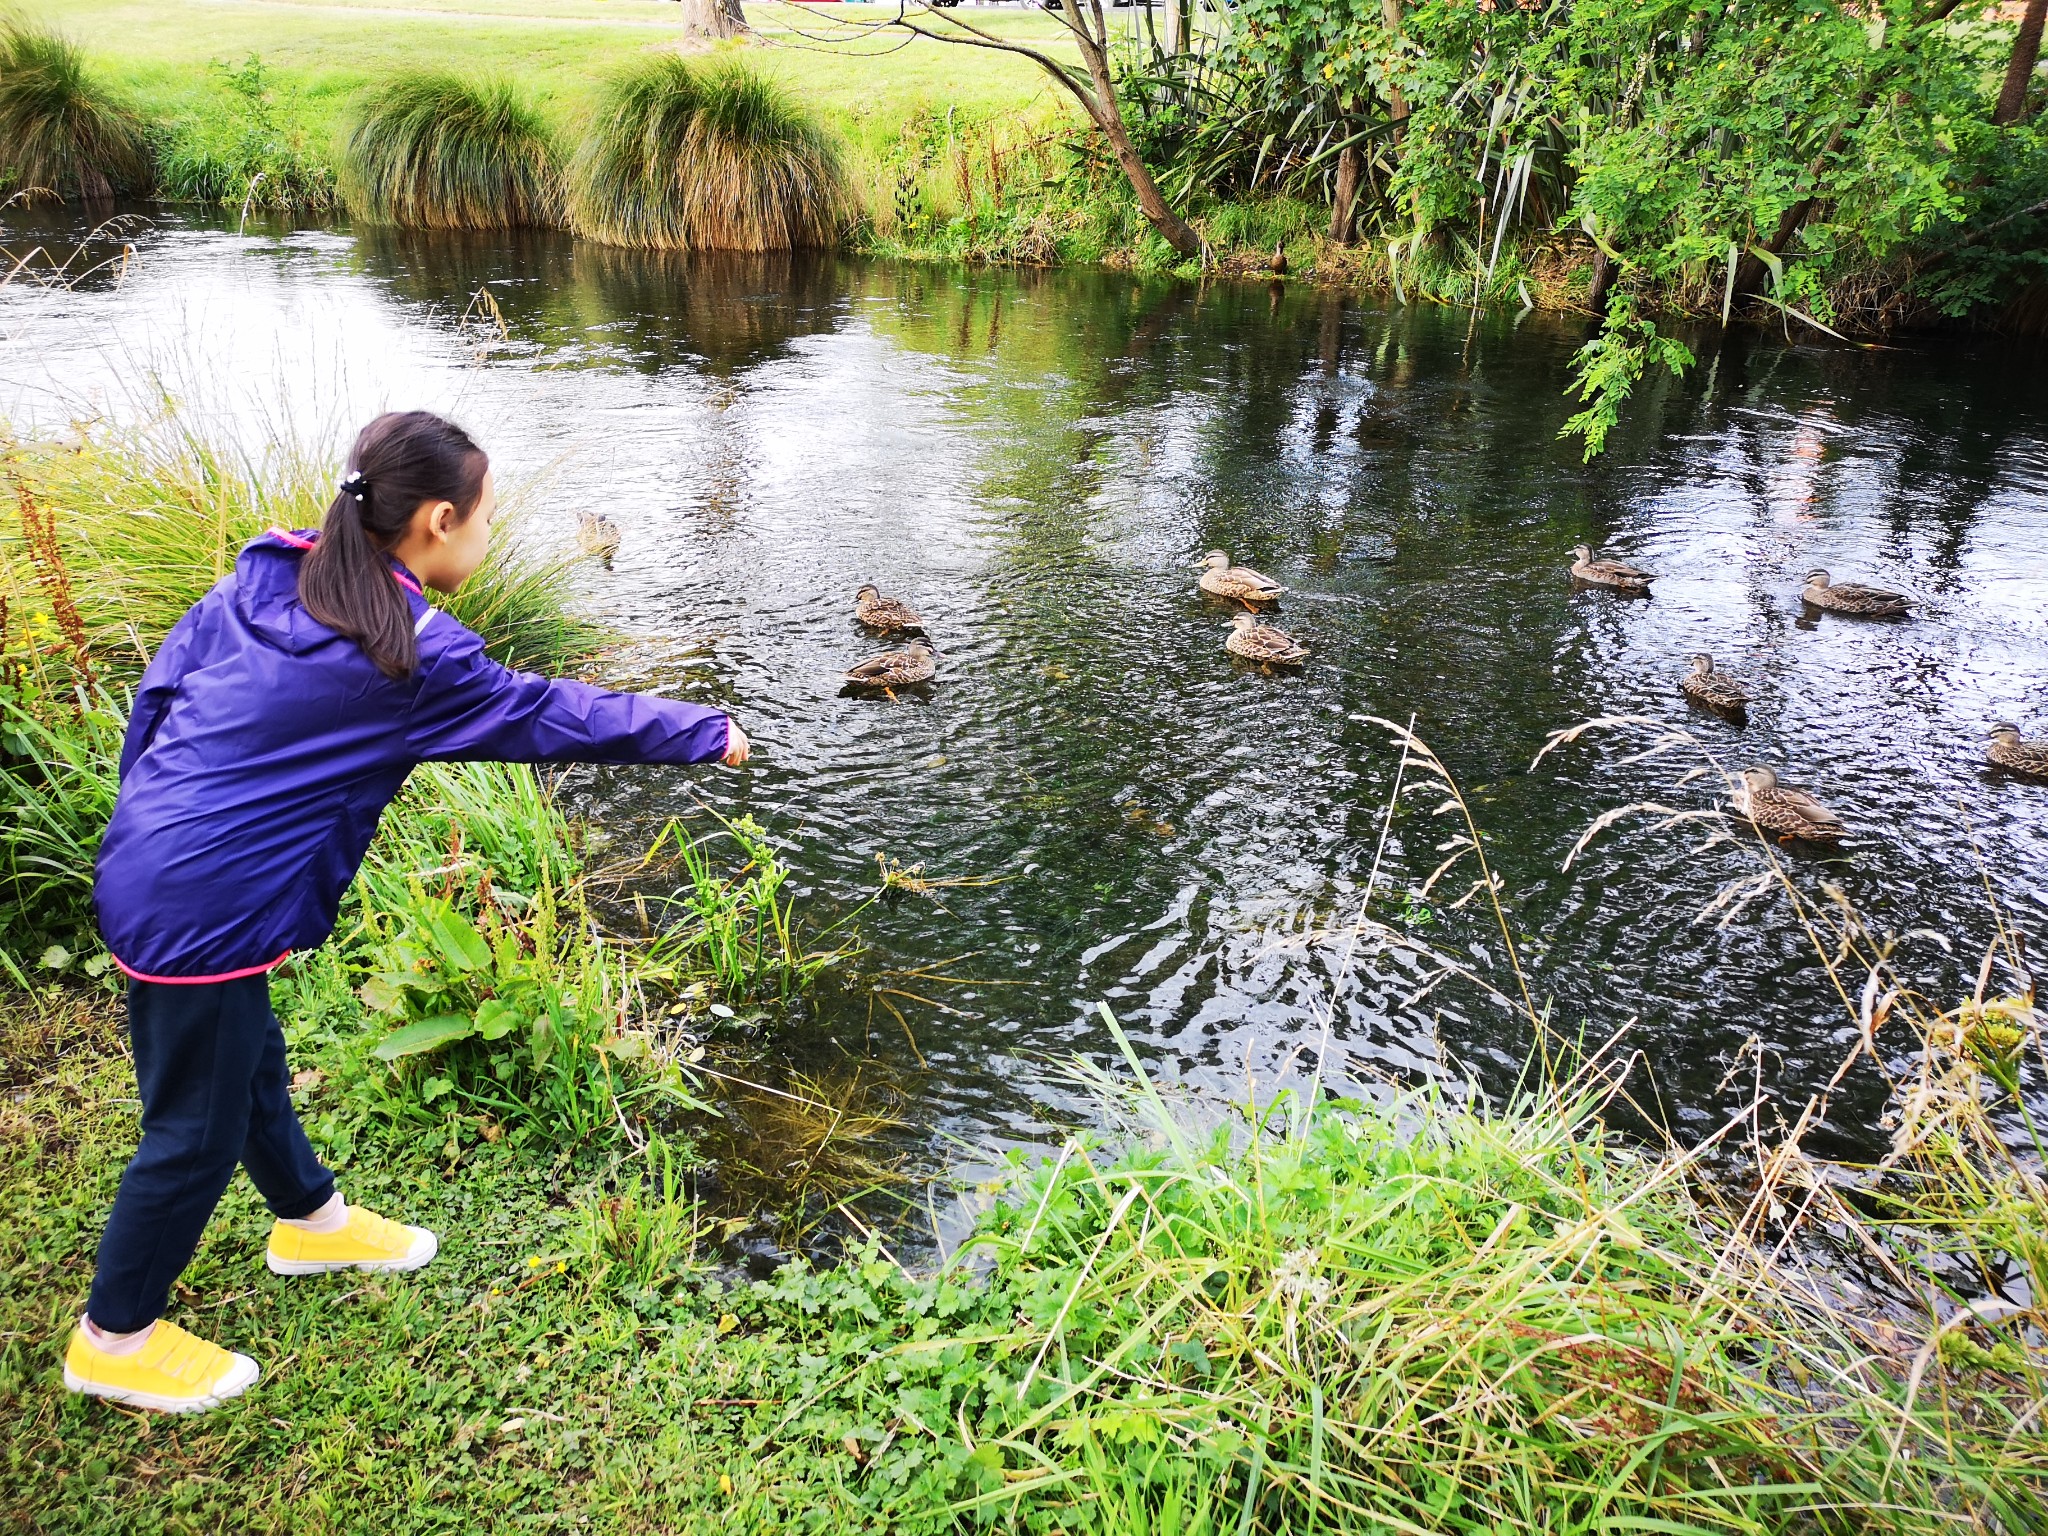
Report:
569,59,846,252
3,404,604,676
344,72,562,230
0,20,149,202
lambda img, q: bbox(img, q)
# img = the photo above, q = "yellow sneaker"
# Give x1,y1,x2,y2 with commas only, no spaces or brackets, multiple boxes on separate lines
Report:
266,1203,437,1275
64,1320,260,1414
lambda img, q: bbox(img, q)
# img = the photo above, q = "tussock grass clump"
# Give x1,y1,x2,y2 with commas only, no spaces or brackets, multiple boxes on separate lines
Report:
569,58,845,252
344,72,561,230
3,404,604,676
0,20,149,202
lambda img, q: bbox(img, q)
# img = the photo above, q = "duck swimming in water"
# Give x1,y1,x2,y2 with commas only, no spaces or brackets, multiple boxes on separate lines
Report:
1679,653,1749,719
853,584,925,636
1802,568,1912,618
1570,544,1655,594
1732,766,1845,844
1987,724,2048,780
844,638,937,696
1224,612,1308,668
1195,551,1285,606
576,511,621,563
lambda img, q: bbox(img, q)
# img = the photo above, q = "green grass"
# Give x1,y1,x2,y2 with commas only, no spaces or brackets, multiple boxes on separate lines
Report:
0,17,150,201
344,71,561,228
4,981,2046,1532
20,0,1082,209
569,55,843,251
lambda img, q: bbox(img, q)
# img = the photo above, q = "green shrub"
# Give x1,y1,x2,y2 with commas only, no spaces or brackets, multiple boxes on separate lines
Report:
148,55,336,212
0,19,149,202
569,58,845,252
344,71,561,230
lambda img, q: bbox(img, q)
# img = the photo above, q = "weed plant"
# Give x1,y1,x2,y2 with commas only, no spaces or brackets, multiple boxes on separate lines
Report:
148,55,337,213
654,810,856,1002
569,59,846,253
0,20,149,203
344,72,562,230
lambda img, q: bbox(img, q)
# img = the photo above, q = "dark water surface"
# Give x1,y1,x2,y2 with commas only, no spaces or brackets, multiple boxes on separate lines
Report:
7,209,2046,1190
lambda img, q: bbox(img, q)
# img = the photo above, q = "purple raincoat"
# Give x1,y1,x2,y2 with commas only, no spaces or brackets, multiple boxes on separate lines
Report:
94,530,731,981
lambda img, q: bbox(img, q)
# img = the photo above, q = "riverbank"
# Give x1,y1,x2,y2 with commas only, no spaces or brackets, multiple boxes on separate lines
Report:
8,974,2048,1531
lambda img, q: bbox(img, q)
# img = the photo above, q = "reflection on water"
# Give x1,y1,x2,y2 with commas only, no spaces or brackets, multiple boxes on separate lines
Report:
7,206,2046,1180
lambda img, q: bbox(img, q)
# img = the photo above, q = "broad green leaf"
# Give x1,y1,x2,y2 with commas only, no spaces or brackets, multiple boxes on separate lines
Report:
360,972,423,1013
372,1013,476,1061
474,998,522,1042
38,944,71,970
425,904,491,972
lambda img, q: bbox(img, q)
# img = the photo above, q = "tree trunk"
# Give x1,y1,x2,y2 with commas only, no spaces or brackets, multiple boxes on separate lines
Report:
1328,140,1364,245
681,0,743,40
1730,118,1848,302
1161,0,1189,57
1382,0,1410,145
887,1,1204,260
1585,244,1615,312
1068,1,1203,257
1725,0,1971,305
1995,0,2047,126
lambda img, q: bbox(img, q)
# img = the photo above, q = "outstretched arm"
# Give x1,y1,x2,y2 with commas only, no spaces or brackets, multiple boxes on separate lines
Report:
406,622,735,767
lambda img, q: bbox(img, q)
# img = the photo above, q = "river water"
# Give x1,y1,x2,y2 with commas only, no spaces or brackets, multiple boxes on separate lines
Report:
6,209,2046,1199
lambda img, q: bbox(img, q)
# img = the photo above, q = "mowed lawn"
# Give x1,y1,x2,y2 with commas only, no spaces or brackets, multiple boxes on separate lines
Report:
33,0,1090,150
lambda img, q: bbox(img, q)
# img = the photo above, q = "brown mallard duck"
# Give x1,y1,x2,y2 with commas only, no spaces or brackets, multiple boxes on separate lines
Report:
853,583,925,636
1987,724,2048,780
1570,544,1655,594
1195,551,1285,606
1732,766,1845,844
576,511,621,563
1802,568,1912,618
844,638,937,694
1224,612,1308,667
1679,653,1749,717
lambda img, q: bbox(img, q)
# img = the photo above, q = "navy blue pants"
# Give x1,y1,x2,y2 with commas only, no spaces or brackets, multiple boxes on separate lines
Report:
87,976,334,1333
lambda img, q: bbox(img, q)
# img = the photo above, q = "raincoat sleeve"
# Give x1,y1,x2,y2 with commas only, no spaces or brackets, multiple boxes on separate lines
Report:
119,599,209,779
405,619,731,767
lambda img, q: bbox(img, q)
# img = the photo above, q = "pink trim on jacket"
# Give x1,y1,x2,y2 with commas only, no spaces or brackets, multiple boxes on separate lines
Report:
267,526,425,595
111,949,293,985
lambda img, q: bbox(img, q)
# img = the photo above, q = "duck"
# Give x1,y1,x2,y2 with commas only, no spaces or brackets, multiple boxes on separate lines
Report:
576,511,622,563
1269,240,1289,277
1570,544,1655,594
853,583,925,636
1195,551,1285,606
843,638,937,695
1224,612,1308,667
1987,724,2048,780
1802,568,1912,618
1731,766,1845,844
1679,653,1749,717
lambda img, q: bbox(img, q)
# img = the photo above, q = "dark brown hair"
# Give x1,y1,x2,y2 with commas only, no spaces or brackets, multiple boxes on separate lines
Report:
300,411,488,678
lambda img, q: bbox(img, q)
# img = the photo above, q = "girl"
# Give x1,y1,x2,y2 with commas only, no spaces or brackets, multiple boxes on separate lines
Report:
65,411,748,1413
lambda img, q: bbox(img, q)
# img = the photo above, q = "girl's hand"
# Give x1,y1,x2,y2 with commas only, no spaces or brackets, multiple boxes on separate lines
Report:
722,722,751,766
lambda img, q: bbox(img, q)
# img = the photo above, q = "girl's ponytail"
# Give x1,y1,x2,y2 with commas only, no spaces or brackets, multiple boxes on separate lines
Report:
299,411,488,679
